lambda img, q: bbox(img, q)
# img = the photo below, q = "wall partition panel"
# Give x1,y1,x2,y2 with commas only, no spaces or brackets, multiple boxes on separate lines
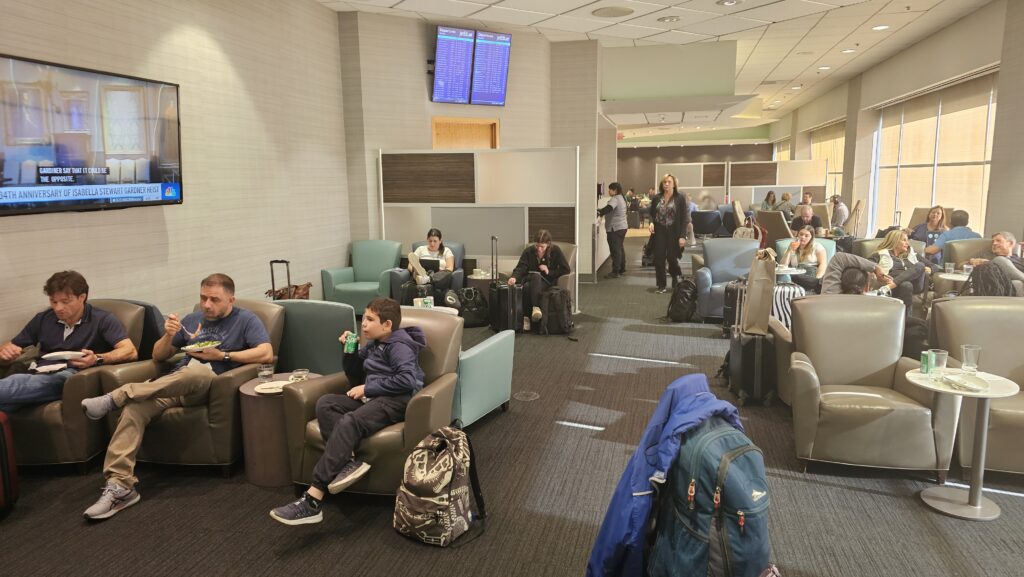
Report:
654,160,826,210
381,153,475,203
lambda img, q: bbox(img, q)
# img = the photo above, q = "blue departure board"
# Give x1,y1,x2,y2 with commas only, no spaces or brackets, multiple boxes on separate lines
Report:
432,27,475,104
470,31,511,106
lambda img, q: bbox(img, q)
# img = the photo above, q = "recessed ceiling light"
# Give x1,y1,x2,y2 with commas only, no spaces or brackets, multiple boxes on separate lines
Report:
795,51,813,56
818,66,831,70
872,24,890,31
841,48,856,54
791,85,802,90
657,15,681,23
716,0,742,6
696,126,702,129
593,6,634,18
772,100,781,104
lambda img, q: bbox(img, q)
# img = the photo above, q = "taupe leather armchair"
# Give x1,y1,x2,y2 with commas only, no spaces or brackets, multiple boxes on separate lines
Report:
7,299,144,468
930,297,1024,474
283,307,462,495
768,316,794,406
99,299,284,473
789,295,961,479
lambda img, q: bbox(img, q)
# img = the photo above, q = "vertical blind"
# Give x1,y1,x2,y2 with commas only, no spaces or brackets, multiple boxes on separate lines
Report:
810,121,845,199
873,73,997,230
774,139,791,161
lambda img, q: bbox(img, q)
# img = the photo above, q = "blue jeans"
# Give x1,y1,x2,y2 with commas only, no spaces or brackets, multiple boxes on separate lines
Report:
0,368,76,413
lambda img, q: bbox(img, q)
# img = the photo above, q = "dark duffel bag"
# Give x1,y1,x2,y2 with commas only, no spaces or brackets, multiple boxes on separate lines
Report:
727,325,776,406
458,287,489,327
667,278,698,322
538,287,573,335
400,281,433,306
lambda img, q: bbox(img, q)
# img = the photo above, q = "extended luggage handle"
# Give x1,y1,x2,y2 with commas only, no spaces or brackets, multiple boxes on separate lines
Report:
270,259,292,300
490,236,498,281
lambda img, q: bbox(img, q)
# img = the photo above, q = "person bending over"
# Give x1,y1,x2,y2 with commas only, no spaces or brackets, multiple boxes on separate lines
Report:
508,229,571,323
872,229,928,317
597,182,628,278
820,252,890,295
782,226,828,293
0,271,136,413
80,274,272,520
407,228,456,301
270,298,425,525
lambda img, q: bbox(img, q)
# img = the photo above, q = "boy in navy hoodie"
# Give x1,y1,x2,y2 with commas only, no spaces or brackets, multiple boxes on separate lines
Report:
271,298,426,525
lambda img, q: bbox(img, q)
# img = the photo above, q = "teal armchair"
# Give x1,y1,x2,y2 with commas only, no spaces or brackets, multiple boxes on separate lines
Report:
454,329,514,427
322,240,401,313
276,300,357,376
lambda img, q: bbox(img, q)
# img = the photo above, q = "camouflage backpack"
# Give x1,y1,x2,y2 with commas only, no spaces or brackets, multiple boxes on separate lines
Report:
393,426,486,547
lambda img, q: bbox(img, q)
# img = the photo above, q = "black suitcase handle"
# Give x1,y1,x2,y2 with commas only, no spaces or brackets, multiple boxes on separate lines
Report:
270,260,292,300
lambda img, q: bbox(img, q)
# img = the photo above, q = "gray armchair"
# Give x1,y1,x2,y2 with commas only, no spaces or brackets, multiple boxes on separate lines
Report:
7,299,144,468
322,240,401,313
695,238,760,319
387,240,466,300
789,295,961,479
930,297,1024,474
283,307,462,495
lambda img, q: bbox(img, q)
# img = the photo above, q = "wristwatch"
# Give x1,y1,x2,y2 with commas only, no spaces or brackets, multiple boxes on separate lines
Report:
95,355,105,366
223,352,231,362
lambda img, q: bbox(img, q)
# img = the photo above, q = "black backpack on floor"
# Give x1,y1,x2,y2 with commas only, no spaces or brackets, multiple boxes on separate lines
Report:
458,287,489,327
667,278,698,322
401,281,433,306
538,287,573,335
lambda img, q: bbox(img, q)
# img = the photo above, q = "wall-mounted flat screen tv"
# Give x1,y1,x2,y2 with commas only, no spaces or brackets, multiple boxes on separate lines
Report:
470,31,511,106
431,27,475,104
0,53,182,217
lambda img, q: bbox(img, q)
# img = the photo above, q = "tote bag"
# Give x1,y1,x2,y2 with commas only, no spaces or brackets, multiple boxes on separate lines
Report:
740,248,776,336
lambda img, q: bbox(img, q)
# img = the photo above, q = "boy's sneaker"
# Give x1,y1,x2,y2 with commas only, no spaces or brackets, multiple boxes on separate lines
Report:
270,495,323,526
328,459,371,494
408,252,428,281
83,482,140,520
81,393,117,420
531,306,543,322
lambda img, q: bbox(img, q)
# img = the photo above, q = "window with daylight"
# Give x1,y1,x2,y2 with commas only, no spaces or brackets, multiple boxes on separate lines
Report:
871,74,997,230
774,139,791,161
810,121,845,199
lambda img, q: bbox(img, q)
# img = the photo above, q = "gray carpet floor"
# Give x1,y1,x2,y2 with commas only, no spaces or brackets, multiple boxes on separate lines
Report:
2,235,1023,577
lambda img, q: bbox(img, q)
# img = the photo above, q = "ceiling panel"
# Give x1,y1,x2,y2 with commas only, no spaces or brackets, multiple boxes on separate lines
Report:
536,27,590,40
534,14,613,32
394,0,487,17
681,15,770,36
473,6,553,25
590,23,665,38
589,35,638,46
645,112,684,123
608,113,649,124
813,0,872,5
337,0,403,8
321,1,358,10
498,0,594,13
739,0,835,23
564,0,668,23
683,110,721,122
679,0,783,16
347,3,426,17
620,6,720,29
644,29,712,44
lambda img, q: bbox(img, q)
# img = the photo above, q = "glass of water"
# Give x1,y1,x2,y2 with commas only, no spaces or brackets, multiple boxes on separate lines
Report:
929,349,948,381
258,364,275,383
961,344,982,374
962,263,974,276
944,263,955,274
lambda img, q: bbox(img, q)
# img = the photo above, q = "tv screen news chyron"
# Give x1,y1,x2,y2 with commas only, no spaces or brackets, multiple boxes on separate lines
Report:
431,27,475,104
0,53,182,217
470,31,511,106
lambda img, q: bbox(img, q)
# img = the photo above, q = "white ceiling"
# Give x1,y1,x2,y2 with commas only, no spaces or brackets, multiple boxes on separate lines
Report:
318,0,994,137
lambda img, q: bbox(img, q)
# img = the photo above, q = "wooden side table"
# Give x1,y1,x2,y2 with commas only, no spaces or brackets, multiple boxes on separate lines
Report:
239,373,319,488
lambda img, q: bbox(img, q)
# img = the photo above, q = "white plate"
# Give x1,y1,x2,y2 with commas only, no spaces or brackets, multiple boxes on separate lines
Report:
942,374,989,392
41,351,85,361
776,268,804,275
182,341,222,352
35,363,67,373
254,380,290,395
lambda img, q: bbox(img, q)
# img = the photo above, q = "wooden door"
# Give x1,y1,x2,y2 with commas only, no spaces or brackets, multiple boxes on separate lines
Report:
432,117,499,149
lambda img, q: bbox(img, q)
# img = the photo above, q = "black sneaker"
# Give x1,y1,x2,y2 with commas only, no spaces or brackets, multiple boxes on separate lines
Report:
270,495,323,526
327,459,371,494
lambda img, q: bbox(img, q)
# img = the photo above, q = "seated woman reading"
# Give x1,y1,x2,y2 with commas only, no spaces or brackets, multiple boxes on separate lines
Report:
507,229,571,324
872,229,928,317
781,225,828,293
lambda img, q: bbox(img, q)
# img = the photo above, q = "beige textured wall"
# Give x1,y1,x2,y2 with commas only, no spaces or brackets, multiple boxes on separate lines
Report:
0,0,349,337
551,41,599,277
340,12,553,238
985,0,1024,237
595,114,618,271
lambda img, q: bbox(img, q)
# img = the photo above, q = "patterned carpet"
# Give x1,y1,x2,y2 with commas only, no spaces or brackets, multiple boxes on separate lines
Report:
2,235,1023,577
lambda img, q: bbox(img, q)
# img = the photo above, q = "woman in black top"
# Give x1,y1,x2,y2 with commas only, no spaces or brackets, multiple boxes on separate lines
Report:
648,174,690,293
509,229,571,323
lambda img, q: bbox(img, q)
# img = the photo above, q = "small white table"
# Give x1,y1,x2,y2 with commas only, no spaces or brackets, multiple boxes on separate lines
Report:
935,271,970,283
904,368,1020,521
775,267,804,276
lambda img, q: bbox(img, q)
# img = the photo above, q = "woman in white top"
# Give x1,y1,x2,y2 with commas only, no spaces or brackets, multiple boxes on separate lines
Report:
408,228,455,290
872,229,928,316
782,225,828,293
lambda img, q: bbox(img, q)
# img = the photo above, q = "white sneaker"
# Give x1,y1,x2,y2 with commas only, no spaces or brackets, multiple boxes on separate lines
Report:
83,482,140,520
531,306,543,322
408,252,428,281
415,274,431,285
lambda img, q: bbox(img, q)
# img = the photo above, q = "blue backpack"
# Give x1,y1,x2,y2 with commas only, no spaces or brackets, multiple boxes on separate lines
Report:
647,416,771,577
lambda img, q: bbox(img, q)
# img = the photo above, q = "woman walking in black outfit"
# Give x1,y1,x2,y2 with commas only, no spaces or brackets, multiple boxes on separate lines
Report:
649,174,690,293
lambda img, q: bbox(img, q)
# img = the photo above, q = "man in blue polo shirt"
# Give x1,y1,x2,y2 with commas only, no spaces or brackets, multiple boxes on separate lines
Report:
0,271,137,413
80,273,273,520
925,209,981,264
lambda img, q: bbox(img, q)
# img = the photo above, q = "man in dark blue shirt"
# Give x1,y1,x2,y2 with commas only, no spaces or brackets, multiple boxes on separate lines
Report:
81,273,273,520
0,271,136,413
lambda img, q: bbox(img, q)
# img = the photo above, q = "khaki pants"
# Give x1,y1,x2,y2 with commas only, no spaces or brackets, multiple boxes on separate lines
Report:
104,364,215,489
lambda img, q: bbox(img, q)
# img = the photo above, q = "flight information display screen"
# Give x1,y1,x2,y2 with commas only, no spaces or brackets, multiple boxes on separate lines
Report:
431,27,475,104
470,32,511,106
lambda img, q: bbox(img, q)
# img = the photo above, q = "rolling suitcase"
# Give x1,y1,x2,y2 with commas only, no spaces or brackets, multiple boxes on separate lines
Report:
627,210,640,229
728,325,776,406
1,411,18,515
488,236,524,333
722,279,746,335
642,233,655,267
